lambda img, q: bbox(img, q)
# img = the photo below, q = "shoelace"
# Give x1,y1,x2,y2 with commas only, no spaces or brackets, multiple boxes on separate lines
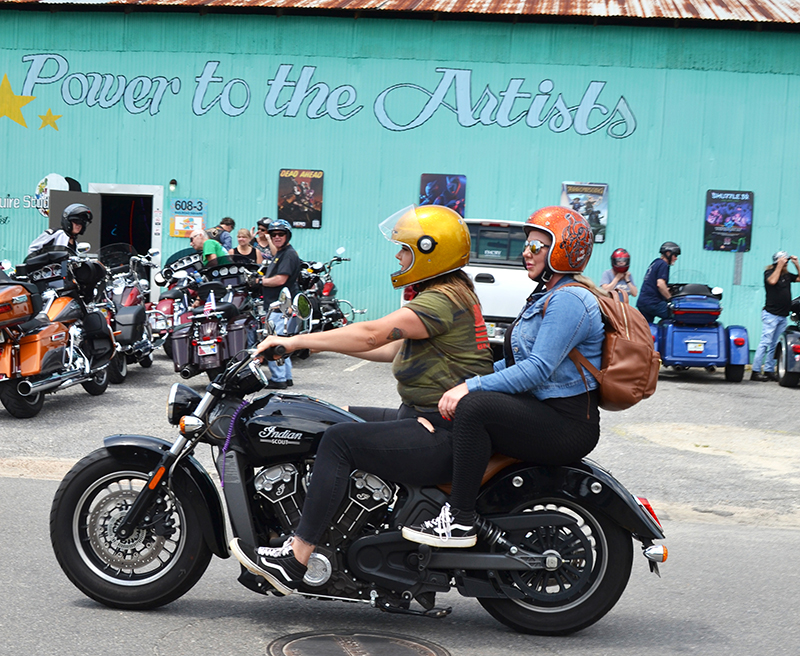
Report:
421,503,455,540
256,536,294,558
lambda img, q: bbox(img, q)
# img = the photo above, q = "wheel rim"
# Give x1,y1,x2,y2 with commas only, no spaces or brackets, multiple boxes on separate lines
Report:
72,470,186,586
777,346,785,379
118,356,127,377
501,499,609,613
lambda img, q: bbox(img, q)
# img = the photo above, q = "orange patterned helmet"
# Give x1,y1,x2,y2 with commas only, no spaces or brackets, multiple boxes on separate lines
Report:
525,206,593,274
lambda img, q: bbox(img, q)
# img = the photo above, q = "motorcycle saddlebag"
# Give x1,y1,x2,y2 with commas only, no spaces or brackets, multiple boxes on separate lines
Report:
81,311,114,358
114,305,146,346
0,277,42,328
223,317,248,358
171,324,191,370
669,295,721,325
19,323,68,376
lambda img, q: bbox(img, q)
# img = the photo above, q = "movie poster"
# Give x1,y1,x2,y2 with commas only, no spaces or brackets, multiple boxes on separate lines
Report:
703,190,753,252
560,182,608,243
419,174,466,217
278,169,323,229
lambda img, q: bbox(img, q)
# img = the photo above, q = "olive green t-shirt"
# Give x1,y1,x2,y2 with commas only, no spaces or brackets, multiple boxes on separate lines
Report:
393,289,493,410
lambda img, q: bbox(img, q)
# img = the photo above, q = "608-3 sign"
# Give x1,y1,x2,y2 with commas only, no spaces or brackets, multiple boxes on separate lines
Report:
174,199,204,212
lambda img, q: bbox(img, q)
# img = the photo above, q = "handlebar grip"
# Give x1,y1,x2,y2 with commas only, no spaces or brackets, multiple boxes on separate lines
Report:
261,345,287,360
110,265,128,275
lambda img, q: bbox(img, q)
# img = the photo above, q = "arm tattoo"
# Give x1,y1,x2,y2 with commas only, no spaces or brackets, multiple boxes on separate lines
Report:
387,327,405,341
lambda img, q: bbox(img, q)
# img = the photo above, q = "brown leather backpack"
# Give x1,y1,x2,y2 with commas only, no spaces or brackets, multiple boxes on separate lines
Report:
543,283,660,411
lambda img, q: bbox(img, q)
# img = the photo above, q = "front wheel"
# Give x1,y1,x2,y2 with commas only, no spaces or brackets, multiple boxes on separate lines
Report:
724,364,744,383
0,382,45,418
776,344,800,387
478,497,633,635
81,368,109,396
50,449,212,609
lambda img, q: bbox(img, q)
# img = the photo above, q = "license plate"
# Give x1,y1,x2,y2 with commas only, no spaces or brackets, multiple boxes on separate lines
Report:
198,341,217,356
687,340,704,353
486,322,496,338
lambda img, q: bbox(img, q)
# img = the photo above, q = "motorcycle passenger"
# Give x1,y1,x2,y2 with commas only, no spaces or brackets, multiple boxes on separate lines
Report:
751,251,800,381
229,228,262,264
600,247,638,297
27,203,92,256
230,205,494,594
189,229,230,268
636,241,680,323
402,206,604,548
259,219,301,389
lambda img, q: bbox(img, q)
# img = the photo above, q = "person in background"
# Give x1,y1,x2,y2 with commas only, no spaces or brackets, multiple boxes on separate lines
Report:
213,217,236,251
600,248,637,297
229,205,493,594
636,241,680,323
230,228,262,264
751,251,800,381
28,204,93,256
254,218,276,266
189,229,230,268
259,219,301,389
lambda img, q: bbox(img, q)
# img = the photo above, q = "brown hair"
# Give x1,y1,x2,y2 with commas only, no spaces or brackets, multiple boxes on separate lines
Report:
417,269,481,311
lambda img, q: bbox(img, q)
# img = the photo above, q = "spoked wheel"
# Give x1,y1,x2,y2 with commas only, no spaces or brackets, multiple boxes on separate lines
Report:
0,381,45,418
107,353,128,384
776,345,800,387
81,368,109,396
478,496,633,635
50,449,212,609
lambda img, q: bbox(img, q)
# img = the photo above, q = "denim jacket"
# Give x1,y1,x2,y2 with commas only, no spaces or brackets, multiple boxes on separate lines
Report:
466,277,604,400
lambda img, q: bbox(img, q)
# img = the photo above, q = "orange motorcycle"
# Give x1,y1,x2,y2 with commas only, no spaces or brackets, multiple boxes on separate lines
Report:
0,250,117,418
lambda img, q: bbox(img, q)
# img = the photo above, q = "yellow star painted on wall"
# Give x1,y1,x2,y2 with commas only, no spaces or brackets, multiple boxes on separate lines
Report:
38,108,62,131
0,74,35,127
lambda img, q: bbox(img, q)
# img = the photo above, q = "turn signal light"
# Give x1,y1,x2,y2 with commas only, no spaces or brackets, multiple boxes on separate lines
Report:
643,544,669,563
733,337,746,347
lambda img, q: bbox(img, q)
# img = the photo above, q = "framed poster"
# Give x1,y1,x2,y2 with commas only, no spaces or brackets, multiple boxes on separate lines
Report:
419,174,466,217
278,169,323,229
703,190,753,252
560,182,608,243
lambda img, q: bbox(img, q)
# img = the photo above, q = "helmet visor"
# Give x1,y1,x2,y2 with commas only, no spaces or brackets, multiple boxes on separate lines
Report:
380,205,420,280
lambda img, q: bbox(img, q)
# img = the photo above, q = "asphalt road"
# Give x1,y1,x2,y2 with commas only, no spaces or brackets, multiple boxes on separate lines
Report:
1,353,799,655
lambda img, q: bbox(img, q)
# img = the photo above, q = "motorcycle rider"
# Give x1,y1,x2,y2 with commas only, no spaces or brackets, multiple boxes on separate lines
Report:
230,205,494,594
259,219,301,389
402,206,604,548
27,203,92,256
600,247,638,297
751,251,800,381
636,241,680,323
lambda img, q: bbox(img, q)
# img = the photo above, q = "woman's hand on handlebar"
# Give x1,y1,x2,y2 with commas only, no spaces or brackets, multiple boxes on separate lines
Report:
438,382,469,421
256,334,292,360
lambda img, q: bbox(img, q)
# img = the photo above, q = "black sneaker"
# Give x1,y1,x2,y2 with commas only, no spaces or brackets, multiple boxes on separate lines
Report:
764,371,779,382
229,537,307,595
266,380,288,390
750,371,767,381
401,503,477,548
286,379,294,387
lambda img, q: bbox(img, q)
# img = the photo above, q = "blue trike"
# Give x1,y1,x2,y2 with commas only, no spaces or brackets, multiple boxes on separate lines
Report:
648,283,749,382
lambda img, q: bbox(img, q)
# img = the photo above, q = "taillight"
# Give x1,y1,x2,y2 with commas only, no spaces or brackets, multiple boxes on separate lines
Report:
637,496,663,528
322,282,334,297
0,303,11,314
733,337,746,347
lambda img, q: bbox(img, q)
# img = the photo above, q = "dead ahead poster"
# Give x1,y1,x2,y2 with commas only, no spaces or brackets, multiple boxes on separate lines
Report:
278,169,323,229
560,182,608,243
703,190,753,252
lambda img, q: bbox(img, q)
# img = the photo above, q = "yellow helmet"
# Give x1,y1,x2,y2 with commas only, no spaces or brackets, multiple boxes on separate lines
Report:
380,205,471,289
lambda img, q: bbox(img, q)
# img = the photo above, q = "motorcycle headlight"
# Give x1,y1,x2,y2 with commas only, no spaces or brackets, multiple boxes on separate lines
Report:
167,382,203,425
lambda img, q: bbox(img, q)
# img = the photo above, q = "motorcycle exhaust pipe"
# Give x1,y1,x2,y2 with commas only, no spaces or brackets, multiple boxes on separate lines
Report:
17,368,92,396
180,363,200,379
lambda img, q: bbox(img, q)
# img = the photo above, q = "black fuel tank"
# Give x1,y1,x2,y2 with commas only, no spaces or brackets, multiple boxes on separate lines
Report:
240,393,362,465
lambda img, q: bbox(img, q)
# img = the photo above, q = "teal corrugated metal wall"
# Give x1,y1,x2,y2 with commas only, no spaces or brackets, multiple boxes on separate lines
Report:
2,12,800,343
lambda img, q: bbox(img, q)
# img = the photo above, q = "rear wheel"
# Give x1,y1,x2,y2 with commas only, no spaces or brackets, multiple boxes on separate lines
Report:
107,353,128,384
776,344,800,387
0,382,45,418
724,364,744,382
478,497,633,635
50,449,212,609
82,369,109,396
162,336,174,360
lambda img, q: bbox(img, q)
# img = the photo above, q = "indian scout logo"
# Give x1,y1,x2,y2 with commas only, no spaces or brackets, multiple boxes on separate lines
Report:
257,426,304,443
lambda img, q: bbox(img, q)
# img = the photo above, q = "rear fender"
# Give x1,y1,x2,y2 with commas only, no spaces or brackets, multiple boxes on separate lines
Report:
780,328,800,373
476,460,664,541
727,325,749,365
103,434,229,558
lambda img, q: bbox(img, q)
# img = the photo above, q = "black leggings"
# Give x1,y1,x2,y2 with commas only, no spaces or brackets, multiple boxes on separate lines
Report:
295,405,453,546
449,391,600,517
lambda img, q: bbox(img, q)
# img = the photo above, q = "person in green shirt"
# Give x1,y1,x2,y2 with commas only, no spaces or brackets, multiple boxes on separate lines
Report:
189,229,230,267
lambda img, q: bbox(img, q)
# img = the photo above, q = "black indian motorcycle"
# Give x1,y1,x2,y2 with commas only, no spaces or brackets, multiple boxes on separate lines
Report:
50,346,667,635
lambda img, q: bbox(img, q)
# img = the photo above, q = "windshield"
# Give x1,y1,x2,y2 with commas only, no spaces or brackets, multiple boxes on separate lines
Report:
98,243,138,270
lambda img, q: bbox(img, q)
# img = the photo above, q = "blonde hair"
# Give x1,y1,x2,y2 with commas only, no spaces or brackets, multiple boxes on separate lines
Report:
237,228,252,239
418,270,481,311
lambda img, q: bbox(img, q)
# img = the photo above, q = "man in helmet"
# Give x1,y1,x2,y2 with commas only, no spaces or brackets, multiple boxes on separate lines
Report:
751,251,800,381
229,205,493,592
637,241,680,323
258,219,302,389
600,247,638,297
27,203,93,256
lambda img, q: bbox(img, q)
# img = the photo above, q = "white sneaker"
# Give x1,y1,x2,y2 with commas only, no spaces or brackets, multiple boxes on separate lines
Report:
401,503,477,548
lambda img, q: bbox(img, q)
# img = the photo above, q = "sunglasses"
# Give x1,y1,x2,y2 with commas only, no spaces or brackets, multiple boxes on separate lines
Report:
524,239,551,255
257,227,268,232
269,231,287,238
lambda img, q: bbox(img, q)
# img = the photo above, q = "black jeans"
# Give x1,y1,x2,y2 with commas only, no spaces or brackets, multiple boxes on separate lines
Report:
449,391,600,518
295,405,453,546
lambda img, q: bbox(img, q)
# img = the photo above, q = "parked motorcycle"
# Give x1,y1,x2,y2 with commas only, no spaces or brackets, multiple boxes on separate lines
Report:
0,248,116,418
775,295,800,387
97,244,162,384
50,338,668,635
299,247,366,332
